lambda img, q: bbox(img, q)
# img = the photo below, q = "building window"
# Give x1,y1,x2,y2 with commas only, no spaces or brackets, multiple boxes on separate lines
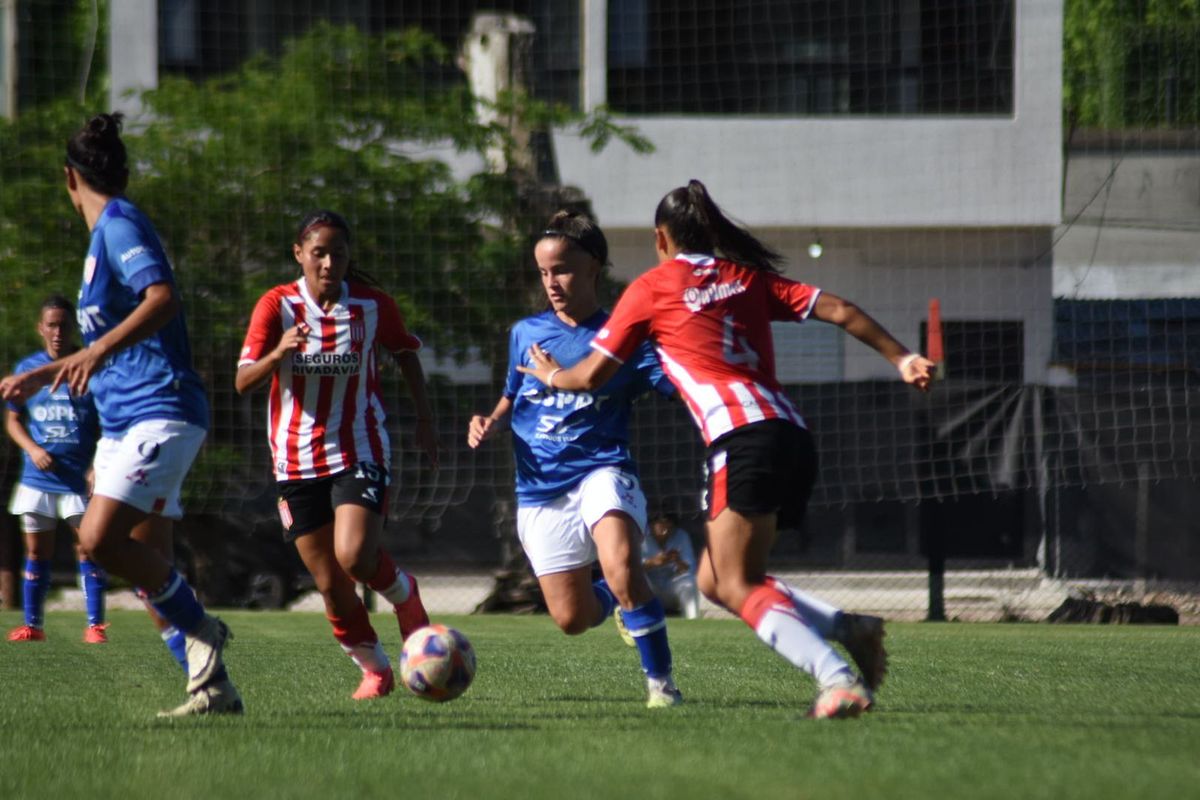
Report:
606,0,1013,115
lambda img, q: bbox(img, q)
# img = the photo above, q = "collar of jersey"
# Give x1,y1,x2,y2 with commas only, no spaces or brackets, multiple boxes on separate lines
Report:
548,307,608,332
674,252,715,266
296,278,348,316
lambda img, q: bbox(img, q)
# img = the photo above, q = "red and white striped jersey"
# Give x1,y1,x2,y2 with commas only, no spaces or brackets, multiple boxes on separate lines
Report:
239,279,422,481
593,254,820,445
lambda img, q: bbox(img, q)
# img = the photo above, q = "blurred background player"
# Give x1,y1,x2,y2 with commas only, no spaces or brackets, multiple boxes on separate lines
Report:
642,513,700,620
5,295,106,643
468,210,682,708
0,112,241,717
235,210,438,701
519,180,934,719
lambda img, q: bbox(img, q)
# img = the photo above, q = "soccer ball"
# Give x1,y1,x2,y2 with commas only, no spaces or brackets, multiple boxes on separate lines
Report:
399,624,476,702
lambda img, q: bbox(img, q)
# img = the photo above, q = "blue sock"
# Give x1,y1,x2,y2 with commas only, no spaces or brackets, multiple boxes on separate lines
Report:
620,598,674,679
22,558,52,629
79,559,107,627
144,570,205,634
591,579,618,626
161,625,189,672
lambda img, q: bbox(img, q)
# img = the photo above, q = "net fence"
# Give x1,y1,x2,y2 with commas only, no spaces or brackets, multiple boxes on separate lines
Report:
1,1,1198,621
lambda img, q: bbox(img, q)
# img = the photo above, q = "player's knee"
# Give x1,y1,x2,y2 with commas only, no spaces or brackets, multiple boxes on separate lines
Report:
551,608,591,635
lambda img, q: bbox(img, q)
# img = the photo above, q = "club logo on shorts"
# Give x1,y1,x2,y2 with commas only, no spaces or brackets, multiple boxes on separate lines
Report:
362,486,379,505
277,498,293,529
137,441,161,463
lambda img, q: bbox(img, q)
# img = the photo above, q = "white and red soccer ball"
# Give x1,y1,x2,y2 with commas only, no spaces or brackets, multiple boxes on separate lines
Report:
399,624,476,702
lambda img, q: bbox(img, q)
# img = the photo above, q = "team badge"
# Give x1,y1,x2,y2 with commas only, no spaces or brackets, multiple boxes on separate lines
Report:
350,316,365,345
83,255,96,284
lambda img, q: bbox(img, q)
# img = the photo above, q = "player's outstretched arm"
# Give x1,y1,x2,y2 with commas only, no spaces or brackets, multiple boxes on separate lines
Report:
812,291,935,391
517,344,619,392
468,397,513,450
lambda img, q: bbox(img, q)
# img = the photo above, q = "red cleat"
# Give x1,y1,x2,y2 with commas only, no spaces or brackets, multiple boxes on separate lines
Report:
84,623,110,644
8,625,46,642
352,666,395,700
393,574,430,641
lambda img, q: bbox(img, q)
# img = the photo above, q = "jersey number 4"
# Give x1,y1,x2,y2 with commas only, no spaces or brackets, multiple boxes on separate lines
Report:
722,315,760,369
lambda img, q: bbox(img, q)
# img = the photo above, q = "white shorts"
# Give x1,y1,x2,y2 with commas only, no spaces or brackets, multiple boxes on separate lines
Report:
516,467,647,577
9,484,87,532
92,419,206,520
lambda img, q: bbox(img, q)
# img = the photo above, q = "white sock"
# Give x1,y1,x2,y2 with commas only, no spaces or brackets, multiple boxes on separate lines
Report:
768,577,842,640
373,570,412,606
753,603,855,689
341,640,390,675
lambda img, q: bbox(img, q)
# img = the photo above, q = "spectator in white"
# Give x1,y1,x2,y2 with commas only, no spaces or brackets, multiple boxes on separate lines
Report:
643,514,700,620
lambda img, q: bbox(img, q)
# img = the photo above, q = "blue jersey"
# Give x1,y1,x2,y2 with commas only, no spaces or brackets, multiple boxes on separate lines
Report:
77,198,208,434
6,351,99,495
503,309,673,505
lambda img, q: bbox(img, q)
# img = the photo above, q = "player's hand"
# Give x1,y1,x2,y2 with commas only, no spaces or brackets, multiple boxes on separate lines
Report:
515,342,563,386
272,323,308,359
415,417,440,471
898,353,936,392
1,372,40,402
30,447,54,471
52,347,104,396
468,415,500,449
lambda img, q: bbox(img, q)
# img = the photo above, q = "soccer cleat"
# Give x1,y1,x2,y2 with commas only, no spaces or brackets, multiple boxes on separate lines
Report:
393,575,430,642
157,679,245,718
613,608,635,647
646,676,684,708
7,625,46,642
808,679,873,720
352,666,396,700
184,615,232,693
838,613,888,691
83,623,110,644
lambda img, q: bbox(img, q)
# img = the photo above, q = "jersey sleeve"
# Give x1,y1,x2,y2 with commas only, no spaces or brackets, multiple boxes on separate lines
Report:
103,217,171,294
239,291,284,367
631,340,675,398
764,273,821,322
375,293,422,353
592,277,654,364
502,324,524,400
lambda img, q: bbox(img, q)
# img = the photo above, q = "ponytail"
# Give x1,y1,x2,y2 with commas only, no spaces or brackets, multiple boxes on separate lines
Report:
654,179,784,273
65,112,129,196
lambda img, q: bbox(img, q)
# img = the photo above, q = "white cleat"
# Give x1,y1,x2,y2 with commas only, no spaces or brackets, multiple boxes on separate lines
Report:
158,679,245,718
646,676,684,708
185,615,232,693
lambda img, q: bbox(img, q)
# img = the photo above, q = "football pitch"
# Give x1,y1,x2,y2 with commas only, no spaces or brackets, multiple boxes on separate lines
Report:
2,611,1197,800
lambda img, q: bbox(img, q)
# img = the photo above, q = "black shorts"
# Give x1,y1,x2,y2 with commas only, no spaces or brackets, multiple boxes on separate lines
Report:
276,461,389,541
705,420,818,530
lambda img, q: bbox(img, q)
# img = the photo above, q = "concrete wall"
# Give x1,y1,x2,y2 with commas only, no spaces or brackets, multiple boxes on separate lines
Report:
1055,152,1200,299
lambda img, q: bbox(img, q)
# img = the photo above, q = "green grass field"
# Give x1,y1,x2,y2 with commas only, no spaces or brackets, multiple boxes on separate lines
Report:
2,610,1198,800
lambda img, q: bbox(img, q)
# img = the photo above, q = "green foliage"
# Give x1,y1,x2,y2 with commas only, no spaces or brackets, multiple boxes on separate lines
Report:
0,23,649,507
1065,0,1200,127
2,612,1199,799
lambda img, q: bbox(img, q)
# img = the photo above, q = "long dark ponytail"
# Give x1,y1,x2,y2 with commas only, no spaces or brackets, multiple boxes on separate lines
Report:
294,209,382,289
654,179,784,273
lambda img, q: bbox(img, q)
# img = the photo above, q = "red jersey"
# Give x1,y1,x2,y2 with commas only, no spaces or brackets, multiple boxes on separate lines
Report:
593,254,819,445
239,279,422,481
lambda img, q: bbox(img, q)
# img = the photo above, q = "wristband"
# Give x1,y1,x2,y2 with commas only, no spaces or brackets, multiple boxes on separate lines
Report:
897,353,920,373
547,367,562,389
